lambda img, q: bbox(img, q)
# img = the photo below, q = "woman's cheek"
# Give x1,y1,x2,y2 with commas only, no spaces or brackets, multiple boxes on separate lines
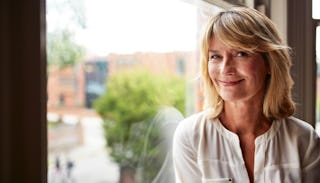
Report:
208,63,216,81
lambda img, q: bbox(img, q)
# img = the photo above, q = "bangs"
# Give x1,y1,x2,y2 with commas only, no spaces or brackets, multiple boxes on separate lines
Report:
211,11,262,52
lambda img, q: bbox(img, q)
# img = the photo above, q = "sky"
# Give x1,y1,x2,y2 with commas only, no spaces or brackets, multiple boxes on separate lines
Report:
47,0,320,58
73,0,197,56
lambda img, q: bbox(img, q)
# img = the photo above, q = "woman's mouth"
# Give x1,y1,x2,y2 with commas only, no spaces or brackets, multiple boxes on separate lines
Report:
217,79,244,86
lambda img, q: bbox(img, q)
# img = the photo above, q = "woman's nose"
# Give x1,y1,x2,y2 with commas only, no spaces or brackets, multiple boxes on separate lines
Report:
220,56,235,75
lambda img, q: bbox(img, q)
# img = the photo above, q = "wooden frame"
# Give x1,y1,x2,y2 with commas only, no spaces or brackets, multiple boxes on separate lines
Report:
0,0,47,182
288,0,317,127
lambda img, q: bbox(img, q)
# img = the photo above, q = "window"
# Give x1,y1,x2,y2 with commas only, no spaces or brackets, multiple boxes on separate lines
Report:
46,0,222,182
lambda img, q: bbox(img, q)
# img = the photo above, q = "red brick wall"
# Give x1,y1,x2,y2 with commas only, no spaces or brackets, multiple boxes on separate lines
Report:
47,51,200,111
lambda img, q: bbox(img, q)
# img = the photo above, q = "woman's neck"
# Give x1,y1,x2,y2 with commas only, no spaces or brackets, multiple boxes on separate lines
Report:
219,101,271,137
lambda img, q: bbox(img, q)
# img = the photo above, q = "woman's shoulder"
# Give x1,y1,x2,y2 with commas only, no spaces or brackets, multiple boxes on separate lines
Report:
279,117,320,147
174,111,214,140
175,112,205,132
282,117,320,170
282,117,318,136
173,111,218,152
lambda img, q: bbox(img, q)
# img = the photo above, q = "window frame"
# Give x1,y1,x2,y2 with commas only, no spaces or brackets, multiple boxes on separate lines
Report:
0,0,47,182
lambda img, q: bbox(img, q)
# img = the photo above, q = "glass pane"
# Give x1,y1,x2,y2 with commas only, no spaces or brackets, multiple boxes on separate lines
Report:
46,0,222,182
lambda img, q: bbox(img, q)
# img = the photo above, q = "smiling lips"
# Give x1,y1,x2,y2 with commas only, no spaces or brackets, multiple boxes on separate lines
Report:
217,79,244,86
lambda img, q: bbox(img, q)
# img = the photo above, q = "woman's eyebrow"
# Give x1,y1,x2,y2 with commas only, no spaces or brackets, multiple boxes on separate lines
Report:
208,50,220,53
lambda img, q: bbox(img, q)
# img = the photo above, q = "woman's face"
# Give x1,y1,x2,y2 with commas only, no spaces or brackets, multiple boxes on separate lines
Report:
208,37,269,103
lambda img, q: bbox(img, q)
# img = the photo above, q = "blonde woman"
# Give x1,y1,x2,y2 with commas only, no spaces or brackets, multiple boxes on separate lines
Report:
173,7,320,183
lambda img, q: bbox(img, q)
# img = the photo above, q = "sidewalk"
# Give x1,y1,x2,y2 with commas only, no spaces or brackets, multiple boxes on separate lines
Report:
48,112,119,183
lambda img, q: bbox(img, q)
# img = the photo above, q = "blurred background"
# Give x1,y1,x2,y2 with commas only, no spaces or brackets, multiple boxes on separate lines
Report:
46,1,218,182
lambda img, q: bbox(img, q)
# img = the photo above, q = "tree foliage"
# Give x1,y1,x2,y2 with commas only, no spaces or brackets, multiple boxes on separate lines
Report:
94,70,185,181
46,0,86,68
47,30,85,68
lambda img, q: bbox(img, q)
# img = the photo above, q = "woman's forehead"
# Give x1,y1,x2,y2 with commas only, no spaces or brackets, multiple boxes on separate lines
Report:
209,36,248,51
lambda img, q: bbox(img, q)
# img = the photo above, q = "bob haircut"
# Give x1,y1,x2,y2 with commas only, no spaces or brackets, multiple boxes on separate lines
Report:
200,7,295,120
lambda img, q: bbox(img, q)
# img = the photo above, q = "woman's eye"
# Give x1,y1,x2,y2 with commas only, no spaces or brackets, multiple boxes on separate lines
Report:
235,51,248,57
209,54,220,60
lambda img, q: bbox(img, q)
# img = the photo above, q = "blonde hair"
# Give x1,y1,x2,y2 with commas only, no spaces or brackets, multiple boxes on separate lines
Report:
200,7,295,120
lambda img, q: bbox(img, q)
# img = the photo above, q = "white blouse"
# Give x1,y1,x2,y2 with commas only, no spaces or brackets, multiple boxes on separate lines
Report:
172,112,320,183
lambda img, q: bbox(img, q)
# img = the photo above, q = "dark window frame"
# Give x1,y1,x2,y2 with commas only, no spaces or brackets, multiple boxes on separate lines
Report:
0,0,47,182
288,0,317,126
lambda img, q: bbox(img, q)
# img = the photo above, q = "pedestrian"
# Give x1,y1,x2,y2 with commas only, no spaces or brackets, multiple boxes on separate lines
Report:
66,159,74,178
172,6,320,183
49,156,68,183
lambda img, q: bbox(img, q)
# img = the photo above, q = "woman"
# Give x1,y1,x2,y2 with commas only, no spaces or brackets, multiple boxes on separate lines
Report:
172,7,320,183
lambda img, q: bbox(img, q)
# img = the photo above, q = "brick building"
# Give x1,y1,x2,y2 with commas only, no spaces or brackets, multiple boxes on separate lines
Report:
47,51,200,112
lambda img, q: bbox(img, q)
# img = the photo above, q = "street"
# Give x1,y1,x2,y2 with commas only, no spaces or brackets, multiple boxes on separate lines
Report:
48,116,119,183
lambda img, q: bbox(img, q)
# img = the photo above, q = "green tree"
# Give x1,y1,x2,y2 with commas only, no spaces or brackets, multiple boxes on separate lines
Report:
46,0,86,68
47,30,85,68
94,70,185,182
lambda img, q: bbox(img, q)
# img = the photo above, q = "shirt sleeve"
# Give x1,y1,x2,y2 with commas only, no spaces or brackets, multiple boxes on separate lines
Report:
302,129,320,183
172,119,202,183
